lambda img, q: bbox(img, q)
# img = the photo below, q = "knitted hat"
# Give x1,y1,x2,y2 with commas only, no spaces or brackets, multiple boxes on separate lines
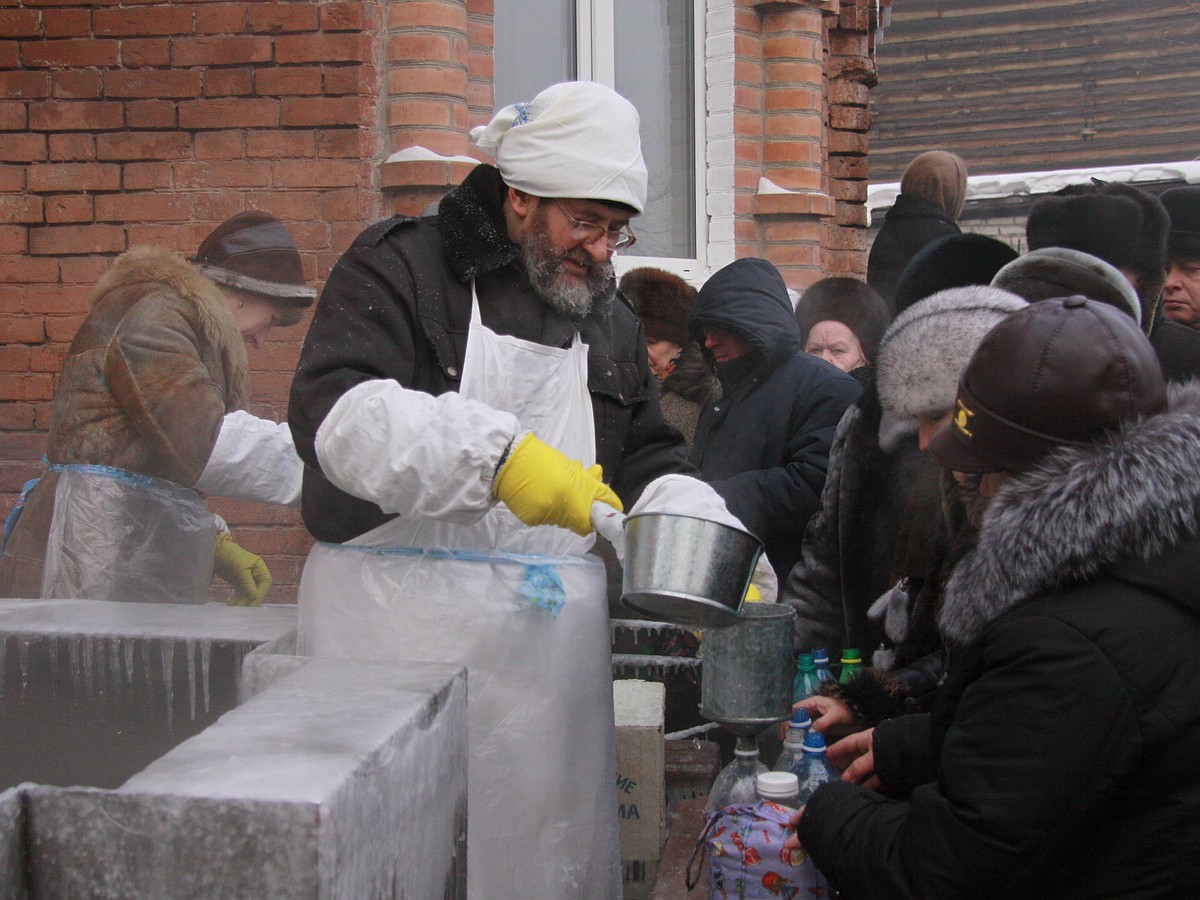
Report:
194,211,315,304
991,247,1141,327
1160,186,1200,261
470,81,648,214
620,267,696,347
891,233,1019,316
900,151,969,220
930,297,1167,474
794,277,892,363
875,285,1028,422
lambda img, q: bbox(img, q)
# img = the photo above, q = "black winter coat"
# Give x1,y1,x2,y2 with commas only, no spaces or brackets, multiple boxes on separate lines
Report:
687,260,861,578
867,194,961,305
288,164,692,542
798,383,1200,899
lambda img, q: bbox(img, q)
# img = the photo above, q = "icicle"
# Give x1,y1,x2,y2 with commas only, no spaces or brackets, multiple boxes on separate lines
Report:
232,641,246,689
200,640,212,714
48,637,59,699
108,636,121,702
160,639,175,736
82,636,95,699
186,639,197,721
140,639,153,707
0,635,6,698
68,636,82,697
17,637,30,694
123,636,135,685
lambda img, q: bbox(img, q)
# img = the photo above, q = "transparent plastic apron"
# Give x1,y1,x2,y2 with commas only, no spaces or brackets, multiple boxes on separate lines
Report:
298,284,620,899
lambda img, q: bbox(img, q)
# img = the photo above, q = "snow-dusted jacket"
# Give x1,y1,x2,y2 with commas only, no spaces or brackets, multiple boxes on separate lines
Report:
798,383,1200,899
0,247,249,597
288,163,691,543
687,259,861,577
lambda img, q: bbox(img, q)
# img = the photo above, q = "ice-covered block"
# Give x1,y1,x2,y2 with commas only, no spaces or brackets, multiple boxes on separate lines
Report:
614,678,666,868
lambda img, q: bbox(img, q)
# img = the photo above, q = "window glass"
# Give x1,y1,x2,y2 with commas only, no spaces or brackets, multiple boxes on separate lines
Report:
494,1,575,109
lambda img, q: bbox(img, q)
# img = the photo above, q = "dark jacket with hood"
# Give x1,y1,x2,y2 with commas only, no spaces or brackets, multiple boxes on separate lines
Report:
867,194,962,305
798,383,1200,899
288,164,692,542
686,258,861,578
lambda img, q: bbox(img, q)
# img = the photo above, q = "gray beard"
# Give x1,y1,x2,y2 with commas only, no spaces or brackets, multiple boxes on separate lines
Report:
521,228,612,320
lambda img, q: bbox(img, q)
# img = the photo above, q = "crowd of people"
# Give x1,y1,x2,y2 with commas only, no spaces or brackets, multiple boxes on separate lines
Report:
2,78,1200,898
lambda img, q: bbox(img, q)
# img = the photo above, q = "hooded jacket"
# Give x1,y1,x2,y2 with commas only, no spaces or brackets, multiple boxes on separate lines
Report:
868,195,963,305
687,258,860,577
0,247,248,597
798,383,1200,899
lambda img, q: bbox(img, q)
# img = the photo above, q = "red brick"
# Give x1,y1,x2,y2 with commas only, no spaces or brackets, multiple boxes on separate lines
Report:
319,129,374,159
0,403,36,431
0,165,25,191
203,68,254,97
127,223,184,250
322,1,367,31
830,105,869,131
273,158,362,188
0,10,41,38
388,65,467,97
1,315,48,343
30,224,126,256
276,32,370,64
23,39,118,68
827,129,866,154
0,345,32,372
120,38,171,67
30,343,68,373
0,226,27,253
386,32,453,65
386,97,458,128
59,255,110,285
25,283,88,314
104,69,201,99
45,315,87,344
190,193,242,222
125,99,176,129
0,374,55,402
96,131,192,161
0,133,48,162
45,195,92,223
388,1,467,30
41,9,91,39
0,194,43,224
247,130,316,159
50,69,102,99
316,189,360,221
764,112,823,138
194,130,245,160
27,161,120,191
171,35,272,67
93,6,193,36
0,101,25,130
281,95,363,127
49,132,96,161
0,42,17,69
0,256,58,284
247,3,318,33
195,5,246,36
0,71,50,100
828,79,868,107
123,162,171,190
29,100,123,131
95,192,190,223
172,160,272,189
178,98,278,129
323,65,371,95
255,66,323,96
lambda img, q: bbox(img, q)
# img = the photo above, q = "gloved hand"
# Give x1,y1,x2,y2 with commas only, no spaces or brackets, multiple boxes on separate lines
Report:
213,531,272,606
493,433,623,536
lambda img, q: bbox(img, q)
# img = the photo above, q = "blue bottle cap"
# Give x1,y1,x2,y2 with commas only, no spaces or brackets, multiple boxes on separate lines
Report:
802,730,827,751
790,707,812,728
812,648,830,664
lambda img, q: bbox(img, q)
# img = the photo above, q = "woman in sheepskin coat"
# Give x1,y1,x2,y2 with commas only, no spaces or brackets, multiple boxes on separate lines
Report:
796,300,1200,899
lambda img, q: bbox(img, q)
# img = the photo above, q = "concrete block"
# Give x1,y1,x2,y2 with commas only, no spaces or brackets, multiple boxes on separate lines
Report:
614,679,666,865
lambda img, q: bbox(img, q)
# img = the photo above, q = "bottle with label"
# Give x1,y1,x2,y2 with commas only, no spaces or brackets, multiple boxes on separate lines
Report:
838,647,863,684
791,652,821,703
795,730,841,803
772,707,812,775
706,735,768,814
756,771,801,809
812,648,836,683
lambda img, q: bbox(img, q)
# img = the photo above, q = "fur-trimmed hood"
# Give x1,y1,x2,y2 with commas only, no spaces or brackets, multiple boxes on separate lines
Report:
91,245,249,409
939,381,1200,646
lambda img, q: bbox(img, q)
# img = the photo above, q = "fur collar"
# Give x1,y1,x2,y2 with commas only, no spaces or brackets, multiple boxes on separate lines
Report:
436,164,520,282
939,381,1200,646
90,246,249,410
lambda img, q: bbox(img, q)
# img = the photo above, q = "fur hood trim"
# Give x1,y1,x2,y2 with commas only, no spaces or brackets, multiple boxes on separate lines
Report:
90,245,249,409
939,381,1200,646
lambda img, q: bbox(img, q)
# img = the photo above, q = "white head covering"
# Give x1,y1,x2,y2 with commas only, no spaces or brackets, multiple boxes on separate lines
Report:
470,81,648,214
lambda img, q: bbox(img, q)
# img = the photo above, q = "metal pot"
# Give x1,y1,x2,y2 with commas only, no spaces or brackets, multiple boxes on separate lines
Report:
700,602,796,733
615,510,763,628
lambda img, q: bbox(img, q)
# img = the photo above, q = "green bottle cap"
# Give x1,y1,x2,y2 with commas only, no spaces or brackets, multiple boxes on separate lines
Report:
840,648,862,665
797,652,815,671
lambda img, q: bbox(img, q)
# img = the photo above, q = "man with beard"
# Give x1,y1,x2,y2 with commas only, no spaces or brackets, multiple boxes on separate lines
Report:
287,82,723,899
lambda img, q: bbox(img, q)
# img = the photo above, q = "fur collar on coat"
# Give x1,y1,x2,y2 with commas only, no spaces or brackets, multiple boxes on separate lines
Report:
939,380,1200,646
91,245,250,410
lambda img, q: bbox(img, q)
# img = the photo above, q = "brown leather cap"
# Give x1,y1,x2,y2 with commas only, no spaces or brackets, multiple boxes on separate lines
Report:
194,211,316,305
929,296,1167,474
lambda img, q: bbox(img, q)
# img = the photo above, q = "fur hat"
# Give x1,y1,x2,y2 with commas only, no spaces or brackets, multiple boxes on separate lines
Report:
794,277,892,363
892,233,1018,316
876,284,1028,423
194,211,315,305
900,151,969,220
1160,186,1200,262
1025,181,1167,329
620,267,696,347
991,247,1140,327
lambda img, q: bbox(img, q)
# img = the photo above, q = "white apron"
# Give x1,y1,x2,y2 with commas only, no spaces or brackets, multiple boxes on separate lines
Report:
298,285,621,899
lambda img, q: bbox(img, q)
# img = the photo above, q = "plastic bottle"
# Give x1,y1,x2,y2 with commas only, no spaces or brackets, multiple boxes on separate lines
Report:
791,652,821,703
756,771,801,809
706,735,768,813
812,648,836,683
838,647,863,684
773,706,812,774
795,730,841,803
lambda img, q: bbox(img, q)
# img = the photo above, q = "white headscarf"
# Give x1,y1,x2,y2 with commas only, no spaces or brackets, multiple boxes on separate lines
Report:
471,81,648,214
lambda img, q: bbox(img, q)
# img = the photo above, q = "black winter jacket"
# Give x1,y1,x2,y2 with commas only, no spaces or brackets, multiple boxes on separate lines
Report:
867,194,961,305
288,164,692,542
798,383,1200,899
687,259,861,577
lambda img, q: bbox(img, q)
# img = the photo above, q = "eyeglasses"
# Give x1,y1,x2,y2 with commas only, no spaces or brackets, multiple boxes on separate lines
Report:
553,201,637,251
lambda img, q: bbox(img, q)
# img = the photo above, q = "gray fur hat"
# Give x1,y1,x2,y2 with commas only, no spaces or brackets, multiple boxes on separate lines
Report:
991,247,1140,328
876,284,1028,424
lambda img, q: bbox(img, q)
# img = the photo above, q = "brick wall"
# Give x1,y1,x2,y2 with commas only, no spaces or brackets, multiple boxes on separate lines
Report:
0,1,384,602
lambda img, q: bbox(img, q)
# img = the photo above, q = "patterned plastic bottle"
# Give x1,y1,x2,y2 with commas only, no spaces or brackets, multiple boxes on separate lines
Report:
795,730,841,803
838,647,863,684
812,648,836,683
706,735,768,814
792,652,821,703
773,706,812,775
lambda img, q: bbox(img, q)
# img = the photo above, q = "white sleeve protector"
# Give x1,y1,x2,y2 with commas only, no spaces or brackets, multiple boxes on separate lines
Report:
313,379,522,523
195,410,304,507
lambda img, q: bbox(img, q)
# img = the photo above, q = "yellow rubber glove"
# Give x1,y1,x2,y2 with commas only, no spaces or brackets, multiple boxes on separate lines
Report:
213,532,272,606
493,433,623,536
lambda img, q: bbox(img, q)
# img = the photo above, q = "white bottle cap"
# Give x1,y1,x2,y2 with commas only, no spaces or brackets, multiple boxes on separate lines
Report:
756,771,799,800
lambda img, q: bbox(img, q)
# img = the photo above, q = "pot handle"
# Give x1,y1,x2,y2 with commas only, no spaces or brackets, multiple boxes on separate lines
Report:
590,501,626,563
